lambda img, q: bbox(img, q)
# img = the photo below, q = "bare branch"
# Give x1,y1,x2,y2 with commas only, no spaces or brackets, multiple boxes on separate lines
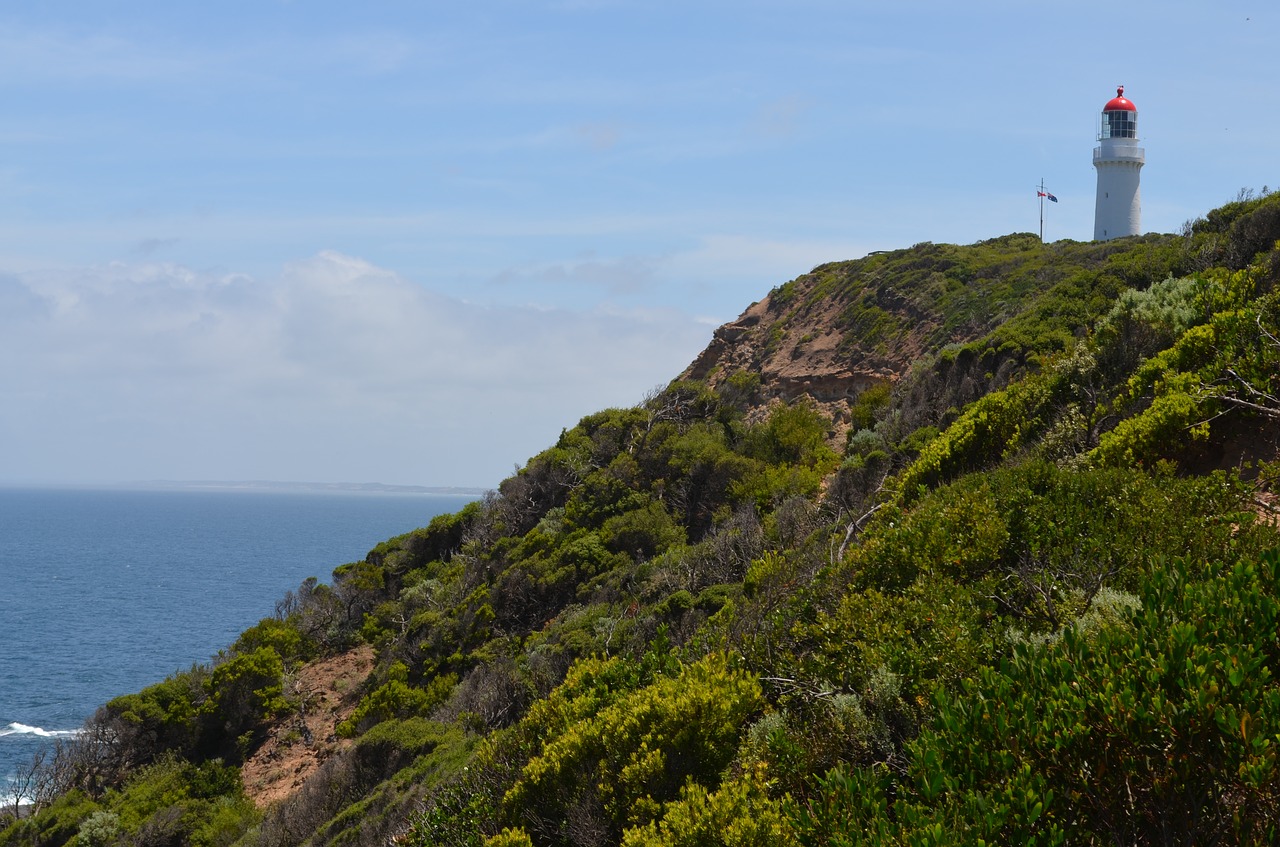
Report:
759,676,840,701
1217,367,1280,418
833,468,892,564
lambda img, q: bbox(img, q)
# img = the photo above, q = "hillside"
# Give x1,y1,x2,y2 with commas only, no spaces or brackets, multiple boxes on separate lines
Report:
684,233,1184,424
7,190,1280,847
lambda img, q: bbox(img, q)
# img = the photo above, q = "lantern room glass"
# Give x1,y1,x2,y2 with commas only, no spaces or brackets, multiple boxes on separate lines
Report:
1101,110,1137,139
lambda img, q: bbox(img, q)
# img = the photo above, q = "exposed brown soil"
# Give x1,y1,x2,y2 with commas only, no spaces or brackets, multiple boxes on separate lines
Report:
240,644,375,809
682,287,909,444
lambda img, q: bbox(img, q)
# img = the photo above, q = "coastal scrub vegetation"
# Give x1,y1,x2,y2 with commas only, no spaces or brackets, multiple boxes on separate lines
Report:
7,190,1280,846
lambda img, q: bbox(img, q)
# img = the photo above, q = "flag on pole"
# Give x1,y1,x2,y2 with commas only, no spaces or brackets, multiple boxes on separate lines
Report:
1036,181,1058,242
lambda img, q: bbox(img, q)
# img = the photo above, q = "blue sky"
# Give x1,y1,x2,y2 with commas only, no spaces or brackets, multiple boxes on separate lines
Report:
1,1,1274,488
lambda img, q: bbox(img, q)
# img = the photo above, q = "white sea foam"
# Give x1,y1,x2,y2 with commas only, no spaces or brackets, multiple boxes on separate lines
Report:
0,788,31,808
0,795,26,811
0,722,80,739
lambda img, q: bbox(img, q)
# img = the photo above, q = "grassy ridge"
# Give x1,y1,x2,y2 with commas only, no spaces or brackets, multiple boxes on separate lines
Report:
7,190,1280,847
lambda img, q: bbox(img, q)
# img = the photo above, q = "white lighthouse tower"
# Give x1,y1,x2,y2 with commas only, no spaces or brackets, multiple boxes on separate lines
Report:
1092,86,1144,241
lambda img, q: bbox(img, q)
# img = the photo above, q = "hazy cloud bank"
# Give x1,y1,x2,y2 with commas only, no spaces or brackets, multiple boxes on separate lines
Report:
0,252,710,487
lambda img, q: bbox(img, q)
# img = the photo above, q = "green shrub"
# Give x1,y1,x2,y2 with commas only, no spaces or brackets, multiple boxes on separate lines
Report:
75,810,120,847
848,382,892,433
824,551,1280,845
621,764,796,847
200,647,287,757
100,667,208,773
496,653,763,841
0,790,99,847
486,828,535,847
600,500,686,560
231,617,312,665
895,372,1062,497
742,401,836,468
338,665,459,738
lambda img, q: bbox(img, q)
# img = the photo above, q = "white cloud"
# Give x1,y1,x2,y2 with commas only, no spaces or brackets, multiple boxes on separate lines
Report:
0,253,710,487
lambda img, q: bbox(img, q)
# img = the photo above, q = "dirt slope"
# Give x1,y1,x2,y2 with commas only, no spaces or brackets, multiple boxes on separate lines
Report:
241,645,375,809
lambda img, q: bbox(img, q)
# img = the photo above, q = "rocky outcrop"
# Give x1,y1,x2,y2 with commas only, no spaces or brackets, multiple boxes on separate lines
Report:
681,264,924,432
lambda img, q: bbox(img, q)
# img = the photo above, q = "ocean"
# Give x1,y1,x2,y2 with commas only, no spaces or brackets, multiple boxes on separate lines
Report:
0,485,476,804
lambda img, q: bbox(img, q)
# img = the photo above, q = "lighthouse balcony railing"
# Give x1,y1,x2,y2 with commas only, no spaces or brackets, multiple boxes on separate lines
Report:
1093,145,1145,164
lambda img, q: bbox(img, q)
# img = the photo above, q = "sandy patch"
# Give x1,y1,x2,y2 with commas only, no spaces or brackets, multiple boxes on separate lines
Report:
240,644,376,809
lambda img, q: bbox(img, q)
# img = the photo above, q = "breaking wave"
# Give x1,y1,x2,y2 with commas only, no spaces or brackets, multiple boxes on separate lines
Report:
0,722,80,740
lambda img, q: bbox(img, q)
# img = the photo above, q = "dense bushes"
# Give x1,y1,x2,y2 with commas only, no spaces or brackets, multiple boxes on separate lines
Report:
0,756,258,847
13,194,1280,847
811,550,1280,845
82,636,297,784
405,652,764,846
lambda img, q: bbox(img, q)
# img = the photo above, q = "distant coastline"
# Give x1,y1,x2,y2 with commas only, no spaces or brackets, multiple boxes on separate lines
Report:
123,480,489,496
0,480,488,496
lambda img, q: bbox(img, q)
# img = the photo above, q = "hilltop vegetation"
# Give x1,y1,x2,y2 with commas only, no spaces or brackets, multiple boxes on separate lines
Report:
7,190,1280,846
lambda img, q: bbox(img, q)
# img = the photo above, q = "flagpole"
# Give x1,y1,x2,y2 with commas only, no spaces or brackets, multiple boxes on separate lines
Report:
1039,178,1045,242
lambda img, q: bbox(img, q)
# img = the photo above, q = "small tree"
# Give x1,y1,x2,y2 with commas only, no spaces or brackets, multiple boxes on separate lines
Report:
201,646,288,758
76,810,121,847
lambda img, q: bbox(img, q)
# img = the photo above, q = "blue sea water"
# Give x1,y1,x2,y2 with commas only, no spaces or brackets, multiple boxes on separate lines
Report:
0,486,475,802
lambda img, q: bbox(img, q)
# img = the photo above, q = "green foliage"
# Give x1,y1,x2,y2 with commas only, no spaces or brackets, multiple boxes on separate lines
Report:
0,791,98,847
104,668,207,768
851,462,1256,619
600,500,686,561
1,756,259,847
74,809,120,847
200,646,287,757
337,665,458,738
334,558,387,613
31,192,1280,847
1090,370,1210,467
831,550,1280,844
254,718,473,847
804,576,989,709
787,231,1193,380
732,402,838,512
718,371,762,410
404,773,494,847
232,616,313,666
369,500,482,572
620,764,796,847
742,401,835,468
110,755,242,833
1095,273,1205,347
356,716,460,759
732,463,828,514
491,653,763,843
1187,187,1280,269
847,382,892,435
82,646,292,790
487,828,536,847
895,373,1058,496
1088,277,1280,469
855,478,1010,591
564,473,649,531
410,657,655,845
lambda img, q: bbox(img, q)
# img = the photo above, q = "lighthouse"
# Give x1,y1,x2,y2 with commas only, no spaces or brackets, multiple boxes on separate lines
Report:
1092,86,1144,241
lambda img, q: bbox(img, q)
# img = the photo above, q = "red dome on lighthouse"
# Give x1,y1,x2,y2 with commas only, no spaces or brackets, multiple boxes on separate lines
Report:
1104,85,1136,112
